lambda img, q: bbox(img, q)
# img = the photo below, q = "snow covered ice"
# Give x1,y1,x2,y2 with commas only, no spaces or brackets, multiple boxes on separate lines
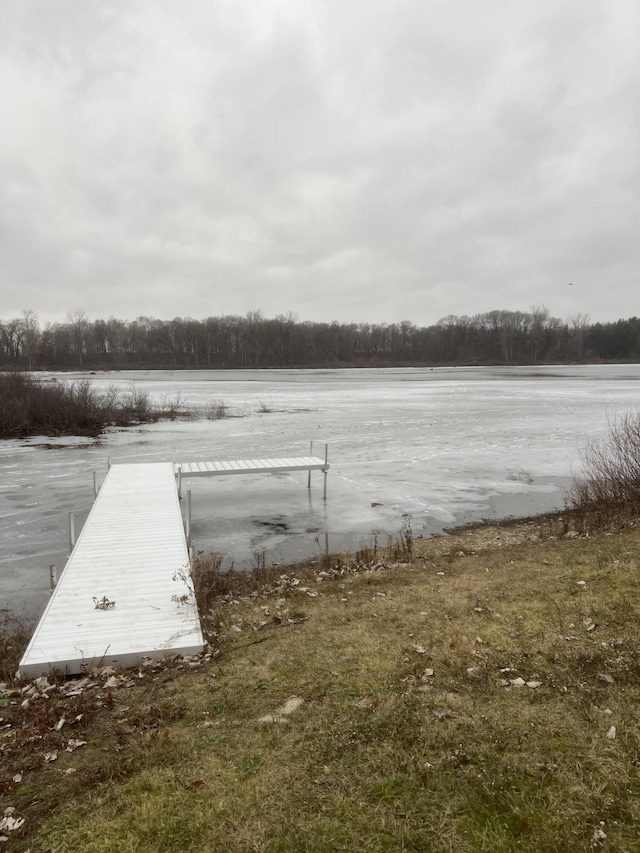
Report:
2,364,640,620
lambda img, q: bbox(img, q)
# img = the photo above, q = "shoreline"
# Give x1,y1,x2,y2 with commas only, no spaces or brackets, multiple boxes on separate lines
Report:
4,507,640,849
5,491,571,625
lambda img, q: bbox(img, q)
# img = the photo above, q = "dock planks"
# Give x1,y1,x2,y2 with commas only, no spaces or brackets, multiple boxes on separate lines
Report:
19,463,203,678
176,455,328,477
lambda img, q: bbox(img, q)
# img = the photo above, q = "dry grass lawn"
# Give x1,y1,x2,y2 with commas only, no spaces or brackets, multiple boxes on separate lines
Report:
2,515,640,852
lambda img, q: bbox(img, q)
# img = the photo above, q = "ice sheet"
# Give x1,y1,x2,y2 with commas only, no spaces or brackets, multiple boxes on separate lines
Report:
2,364,639,619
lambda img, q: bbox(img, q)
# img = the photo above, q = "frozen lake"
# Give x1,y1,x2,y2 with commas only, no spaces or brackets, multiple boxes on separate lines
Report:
2,364,640,620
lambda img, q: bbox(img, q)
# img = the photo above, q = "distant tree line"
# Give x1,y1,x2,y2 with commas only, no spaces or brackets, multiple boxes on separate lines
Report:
1,307,639,370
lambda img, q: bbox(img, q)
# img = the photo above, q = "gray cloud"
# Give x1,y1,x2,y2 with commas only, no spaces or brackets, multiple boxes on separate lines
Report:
1,0,638,326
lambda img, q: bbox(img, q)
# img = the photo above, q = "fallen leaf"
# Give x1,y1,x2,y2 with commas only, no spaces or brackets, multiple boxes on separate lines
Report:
0,815,25,833
606,726,616,740
466,667,483,680
64,677,92,697
591,827,607,847
258,696,305,724
598,673,615,684
432,707,452,720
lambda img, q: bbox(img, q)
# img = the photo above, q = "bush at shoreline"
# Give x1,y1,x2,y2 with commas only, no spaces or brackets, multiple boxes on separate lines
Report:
0,372,176,438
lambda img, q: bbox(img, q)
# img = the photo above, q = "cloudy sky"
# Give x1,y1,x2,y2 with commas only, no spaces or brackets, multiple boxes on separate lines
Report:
1,0,638,327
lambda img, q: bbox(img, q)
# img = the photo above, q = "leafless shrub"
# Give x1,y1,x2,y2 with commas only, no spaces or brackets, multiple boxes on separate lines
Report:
354,529,379,564
251,545,267,576
568,411,640,532
192,551,226,601
507,468,534,485
0,372,105,437
0,613,33,684
0,373,195,437
378,515,412,562
204,400,229,420
120,385,152,421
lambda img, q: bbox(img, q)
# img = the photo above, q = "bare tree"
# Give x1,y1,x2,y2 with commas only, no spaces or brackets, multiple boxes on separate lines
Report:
568,313,591,361
67,310,90,367
21,309,39,371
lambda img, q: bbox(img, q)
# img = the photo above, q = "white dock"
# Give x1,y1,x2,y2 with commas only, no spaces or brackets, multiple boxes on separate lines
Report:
176,455,328,477
175,447,330,500
19,463,203,678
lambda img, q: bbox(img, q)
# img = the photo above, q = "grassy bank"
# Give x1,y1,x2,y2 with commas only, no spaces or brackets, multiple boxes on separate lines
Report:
2,515,640,852
0,372,187,438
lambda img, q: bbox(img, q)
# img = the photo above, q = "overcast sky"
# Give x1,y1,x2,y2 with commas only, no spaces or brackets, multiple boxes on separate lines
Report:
1,0,638,328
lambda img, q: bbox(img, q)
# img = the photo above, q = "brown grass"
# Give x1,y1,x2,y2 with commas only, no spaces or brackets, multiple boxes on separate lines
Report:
3,517,640,852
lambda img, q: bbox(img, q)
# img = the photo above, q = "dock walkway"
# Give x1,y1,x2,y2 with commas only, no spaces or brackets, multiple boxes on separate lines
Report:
19,463,203,678
175,446,330,499
177,455,327,477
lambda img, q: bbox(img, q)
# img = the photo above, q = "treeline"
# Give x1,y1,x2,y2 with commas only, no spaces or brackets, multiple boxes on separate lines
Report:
1,307,639,370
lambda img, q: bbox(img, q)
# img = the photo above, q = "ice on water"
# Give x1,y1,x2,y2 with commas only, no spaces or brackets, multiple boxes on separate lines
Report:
2,364,639,619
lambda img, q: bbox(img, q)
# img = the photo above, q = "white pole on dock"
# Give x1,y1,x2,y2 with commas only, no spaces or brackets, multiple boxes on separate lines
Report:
186,490,192,547
177,467,182,500
49,564,57,592
93,471,98,500
308,440,313,488
173,447,176,464
323,443,329,501
68,512,76,552
107,456,111,471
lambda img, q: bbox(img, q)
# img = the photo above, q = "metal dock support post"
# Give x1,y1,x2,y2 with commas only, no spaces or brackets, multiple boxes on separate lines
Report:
68,512,76,552
93,471,98,500
323,443,328,501
177,467,182,500
308,440,313,488
49,565,57,592
186,490,192,547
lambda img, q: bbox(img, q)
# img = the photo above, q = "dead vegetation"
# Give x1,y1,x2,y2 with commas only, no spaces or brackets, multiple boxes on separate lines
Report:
568,410,640,535
0,373,196,438
3,516,640,851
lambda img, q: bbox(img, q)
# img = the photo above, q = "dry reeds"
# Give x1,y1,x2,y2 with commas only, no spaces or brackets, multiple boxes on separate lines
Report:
569,411,640,532
0,372,193,438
